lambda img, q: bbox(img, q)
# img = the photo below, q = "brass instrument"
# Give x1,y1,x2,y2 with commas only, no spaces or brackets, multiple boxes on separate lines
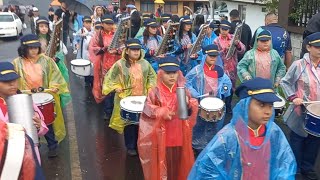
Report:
108,16,131,51
225,20,244,59
188,24,209,57
45,19,63,58
155,22,180,56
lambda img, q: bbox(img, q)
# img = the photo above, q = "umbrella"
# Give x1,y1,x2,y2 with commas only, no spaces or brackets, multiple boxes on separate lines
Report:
51,0,62,7
59,0,93,16
8,0,22,5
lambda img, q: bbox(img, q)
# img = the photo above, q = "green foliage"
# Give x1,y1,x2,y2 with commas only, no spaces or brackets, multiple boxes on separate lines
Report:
258,0,279,13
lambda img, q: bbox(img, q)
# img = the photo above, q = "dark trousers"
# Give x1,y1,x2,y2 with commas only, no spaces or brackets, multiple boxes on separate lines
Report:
44,124,58,150
225,90,234,110
103,92,115,115
62,30,68,46
84,75,93,86
124,124,139,150
290,131,320,172
166,147,182,180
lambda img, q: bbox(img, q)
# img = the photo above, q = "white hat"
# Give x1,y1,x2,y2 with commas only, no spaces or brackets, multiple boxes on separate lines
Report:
126,4,136,9
32,7,39,12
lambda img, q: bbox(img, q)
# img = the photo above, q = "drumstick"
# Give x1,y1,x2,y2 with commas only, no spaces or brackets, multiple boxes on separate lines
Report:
122,87,134,91
289,101,320,105
197,93,210,98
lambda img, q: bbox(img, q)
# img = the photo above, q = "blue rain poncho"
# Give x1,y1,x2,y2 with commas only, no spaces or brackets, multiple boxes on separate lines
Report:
185,54,232,150
188,97,297,179
139,35,163,72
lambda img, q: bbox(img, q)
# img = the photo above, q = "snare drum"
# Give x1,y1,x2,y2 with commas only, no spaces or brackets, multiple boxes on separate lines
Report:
32,93,55,125
273,94,286,117
304,103,320,137
70,59,94,76
120,96,147,124
199,97,225,122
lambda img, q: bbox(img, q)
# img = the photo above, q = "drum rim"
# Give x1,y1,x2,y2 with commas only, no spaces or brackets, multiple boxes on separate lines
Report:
306,104,320,117
120,108,142,114
71,59,91,66
119,96,147,112
200,97,225,111
32,93,54,105
274,94,286,108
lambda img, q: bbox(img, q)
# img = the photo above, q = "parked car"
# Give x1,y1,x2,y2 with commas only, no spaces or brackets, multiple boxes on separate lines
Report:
0,12,23,39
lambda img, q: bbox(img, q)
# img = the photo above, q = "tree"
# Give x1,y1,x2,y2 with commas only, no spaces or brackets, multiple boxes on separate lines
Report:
258,0,279,13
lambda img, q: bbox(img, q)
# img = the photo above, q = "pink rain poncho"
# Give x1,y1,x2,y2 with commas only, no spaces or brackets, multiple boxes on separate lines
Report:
138,69,199,180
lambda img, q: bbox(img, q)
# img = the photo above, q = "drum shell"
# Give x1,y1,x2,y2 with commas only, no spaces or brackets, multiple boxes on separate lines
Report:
6,94,39,144
120,108,141,124
71,59,93,76
274,107,285,117
304,113,320,137
199,107,225,122
35,100,55,125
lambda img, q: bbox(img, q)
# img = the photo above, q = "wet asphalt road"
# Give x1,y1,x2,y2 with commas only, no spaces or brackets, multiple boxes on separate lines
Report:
0,22,319,180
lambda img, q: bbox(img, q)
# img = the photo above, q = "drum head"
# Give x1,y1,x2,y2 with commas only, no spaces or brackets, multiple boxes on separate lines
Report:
120,96,147,112
71,59,91,66
32,93,54,105
306,104,320,117
273,95,286,108
200,97,224,111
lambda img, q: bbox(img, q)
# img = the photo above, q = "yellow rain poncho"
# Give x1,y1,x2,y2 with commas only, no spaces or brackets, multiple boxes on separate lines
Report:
13,54,69,142
102,50,157,134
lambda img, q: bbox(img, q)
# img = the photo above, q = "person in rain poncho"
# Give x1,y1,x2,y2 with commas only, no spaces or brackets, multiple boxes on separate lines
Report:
185,44,232,155
88,14,122,119
91,6,104,25
139,18,164,72
281,32,320,180
138,56,199,180
74,16,94,87
237,29,286,87
173,16,198,76
196,21,223,67
102,39,156,156
36,17,71,108
13,34,69,158
188,77,297,179
159,13,172,36
214,20,245,113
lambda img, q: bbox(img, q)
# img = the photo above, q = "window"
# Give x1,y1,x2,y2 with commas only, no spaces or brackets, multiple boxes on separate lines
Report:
164,2,178,14
140,1,154,13
13,14,19,20
0,15,14,22
238,5,247,21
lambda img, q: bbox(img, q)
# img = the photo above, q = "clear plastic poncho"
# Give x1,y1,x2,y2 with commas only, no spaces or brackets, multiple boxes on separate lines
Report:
102,50,157,133
237,28,286,85
13,54,69,143
138,69,199,180
185,53,232,150
188,97,297,179
281,53,320,137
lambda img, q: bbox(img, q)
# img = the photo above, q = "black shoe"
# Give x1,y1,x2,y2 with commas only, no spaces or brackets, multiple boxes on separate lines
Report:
48,148,58,158
302,171,319,180
127,149,137,156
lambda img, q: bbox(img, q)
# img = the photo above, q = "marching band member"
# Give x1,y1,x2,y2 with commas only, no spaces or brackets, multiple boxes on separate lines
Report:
91,6,104,24
88,14,121,119
74,16,94,86
133,14,150,40
174,16,198,76
281,33,320,180
214,20,245,113
94,21,102,33
139,18,163,72
138,56,198,180
189,78,296,179
237,29,286,87
0,62,48,164
36,17,71,108
185,44,232,155
0,119,45,179
159,13,172,36
36,17,69,81
102,39,156,156
13,34,69,158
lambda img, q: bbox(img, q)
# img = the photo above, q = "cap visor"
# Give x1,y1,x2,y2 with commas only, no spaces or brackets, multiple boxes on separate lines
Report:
27,42,41,47
149,24,159,27
161,66,180,72
207,52,219,56
258,37,271,41
0,73,20,82
102,20,114,24
128,46,141,50
252,93,281,103
310,42,320,47
221,27,230,30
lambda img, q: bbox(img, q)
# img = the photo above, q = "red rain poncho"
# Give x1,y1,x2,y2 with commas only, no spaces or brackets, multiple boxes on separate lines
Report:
138,69,199,180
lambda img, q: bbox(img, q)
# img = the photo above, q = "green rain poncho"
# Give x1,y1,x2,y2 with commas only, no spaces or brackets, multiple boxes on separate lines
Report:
237,28,286,85
102,50,157,133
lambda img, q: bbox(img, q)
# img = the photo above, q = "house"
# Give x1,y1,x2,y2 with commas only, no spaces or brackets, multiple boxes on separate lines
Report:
209,0,267,33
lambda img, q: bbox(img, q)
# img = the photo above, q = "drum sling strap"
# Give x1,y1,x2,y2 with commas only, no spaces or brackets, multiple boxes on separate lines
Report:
1,123,25,180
